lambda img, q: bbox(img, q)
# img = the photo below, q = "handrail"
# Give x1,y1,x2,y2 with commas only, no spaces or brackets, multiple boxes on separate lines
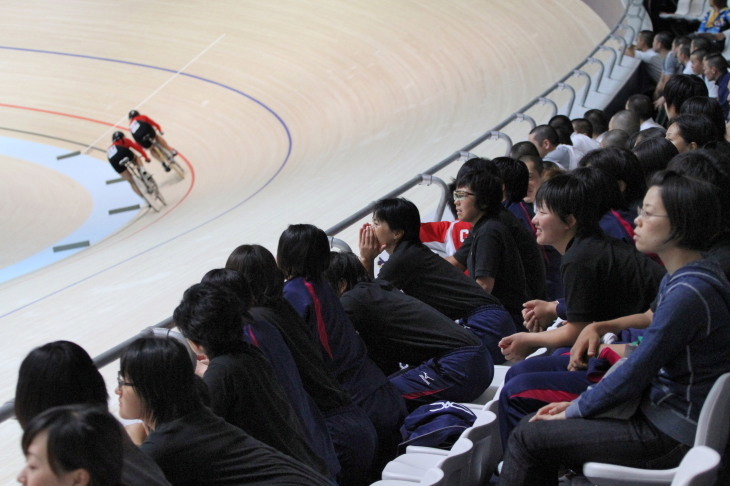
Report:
0,0,645,426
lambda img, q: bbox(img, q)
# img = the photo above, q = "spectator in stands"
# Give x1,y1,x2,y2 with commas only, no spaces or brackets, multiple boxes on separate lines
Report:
626,94,663,130
449,159,547,307
626,30,664,87
703,53,730,119
680,95,729,140
173,280,331,477
628,126,667,149
574,165,636,245
509,140,540,160
454,169,529,331
570,117,601,157
528,125,571,169
666,113,721,152
225,244,379,486
674,36,693,75
359,198,514,363
520,154,564,301
499,171,730,486
18,405,123,486
14,341,170,486
324,251,492,406
653,31,676,99
600,129,631,149
492,157,534,232
609,109,642,137
584,109,609,143
118,336,331,486
580,147,647,217
548,115,574,145
663,73,709,119
697,0,730,42
632,136,678,184
279,224,407,472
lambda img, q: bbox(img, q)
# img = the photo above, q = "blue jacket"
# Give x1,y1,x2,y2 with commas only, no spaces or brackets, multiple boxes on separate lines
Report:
566,259,730,445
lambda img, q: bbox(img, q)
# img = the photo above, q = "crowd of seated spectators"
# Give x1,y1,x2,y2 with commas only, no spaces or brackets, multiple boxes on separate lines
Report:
12,17,730,486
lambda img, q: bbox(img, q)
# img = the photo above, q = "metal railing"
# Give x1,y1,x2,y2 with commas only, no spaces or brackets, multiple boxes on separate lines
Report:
0,0,646,425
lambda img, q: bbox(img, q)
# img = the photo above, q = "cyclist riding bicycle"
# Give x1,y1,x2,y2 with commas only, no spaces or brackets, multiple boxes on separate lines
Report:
128,109,178,172
107,131,152,199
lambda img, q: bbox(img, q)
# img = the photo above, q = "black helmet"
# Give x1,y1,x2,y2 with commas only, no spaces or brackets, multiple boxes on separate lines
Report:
128,109,140,119
112,131,125,142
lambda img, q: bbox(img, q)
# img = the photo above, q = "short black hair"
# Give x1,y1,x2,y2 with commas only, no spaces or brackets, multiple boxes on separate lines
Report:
601,129,631,149
200,268,253,305
456,169,503,219
371,198,422,244
680,96,727,143
670,114,720,148
455,157,498,182
584,109,608,136
571,166,624,215
534,173,601,237
626,94,655,121
638,30,654,47
15,341,108,429
509,141,540,159
549,114,574,145
174,281,248,357
492,157,529,202
529,125,559,146
632,137,678,185
705,52,729,72
22,405,123,486
572,118,593,137
629,127,667,149
610,110,641,135
668,149,730,227
647,170,721,251
277,224,331,280
120,337,201,425
581,147,647,207
519,154,544,176
226,244,285,306
324,251,371,294
664,74,708,114
654,31,674,50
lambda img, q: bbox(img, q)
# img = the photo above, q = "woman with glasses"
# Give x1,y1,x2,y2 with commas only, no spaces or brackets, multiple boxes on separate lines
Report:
499,171,730,486
359,197,513,365
116,336,332,486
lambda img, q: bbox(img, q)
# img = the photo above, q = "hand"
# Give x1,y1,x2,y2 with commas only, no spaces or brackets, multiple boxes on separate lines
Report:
522,300,557,332
568,323,602,371
653,96,665,110
530,401,571,422
359,223,385,262
195,354,209,377
499,333,536,362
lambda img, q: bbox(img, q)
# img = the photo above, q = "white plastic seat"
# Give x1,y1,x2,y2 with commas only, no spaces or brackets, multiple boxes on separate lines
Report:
671,446,721,486
370,467,444,486
583,372,730,486
381,437,473,486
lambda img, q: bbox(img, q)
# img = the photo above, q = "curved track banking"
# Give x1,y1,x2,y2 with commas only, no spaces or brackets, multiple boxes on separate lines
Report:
0,1,610,480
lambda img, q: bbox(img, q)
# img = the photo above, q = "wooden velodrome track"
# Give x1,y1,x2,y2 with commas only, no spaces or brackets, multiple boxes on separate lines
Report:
0,0,609,479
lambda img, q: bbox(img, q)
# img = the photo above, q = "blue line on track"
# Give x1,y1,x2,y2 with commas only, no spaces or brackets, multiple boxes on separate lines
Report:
0,45,293,319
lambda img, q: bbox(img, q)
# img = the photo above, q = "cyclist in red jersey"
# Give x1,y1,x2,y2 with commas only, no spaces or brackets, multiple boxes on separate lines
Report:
107,131,153,198
128,110,177,172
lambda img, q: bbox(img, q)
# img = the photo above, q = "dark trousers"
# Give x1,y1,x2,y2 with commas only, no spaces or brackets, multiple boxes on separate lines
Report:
498,412,688,486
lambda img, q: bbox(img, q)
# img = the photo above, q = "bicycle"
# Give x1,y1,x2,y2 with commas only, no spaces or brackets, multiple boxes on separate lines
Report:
144,133,185,179
122,157,166,212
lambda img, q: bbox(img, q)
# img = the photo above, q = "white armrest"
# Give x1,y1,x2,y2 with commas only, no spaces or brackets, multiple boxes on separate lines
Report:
582,461,677,486
404,445,448,455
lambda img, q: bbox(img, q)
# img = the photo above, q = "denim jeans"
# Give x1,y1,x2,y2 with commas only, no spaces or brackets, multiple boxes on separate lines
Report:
498,411,688,486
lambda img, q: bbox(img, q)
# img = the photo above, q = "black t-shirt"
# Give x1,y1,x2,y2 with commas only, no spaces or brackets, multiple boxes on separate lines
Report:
467,216,528,321
455,208,546,300
561,234,665,322
377,240,501,320
340,280,481,374
203,349,325,473
141,408,331,486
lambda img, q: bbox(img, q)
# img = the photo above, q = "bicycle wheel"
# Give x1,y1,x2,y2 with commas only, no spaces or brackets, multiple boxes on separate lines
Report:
130,168,163,212
169,159,186,179
154,141,185,179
